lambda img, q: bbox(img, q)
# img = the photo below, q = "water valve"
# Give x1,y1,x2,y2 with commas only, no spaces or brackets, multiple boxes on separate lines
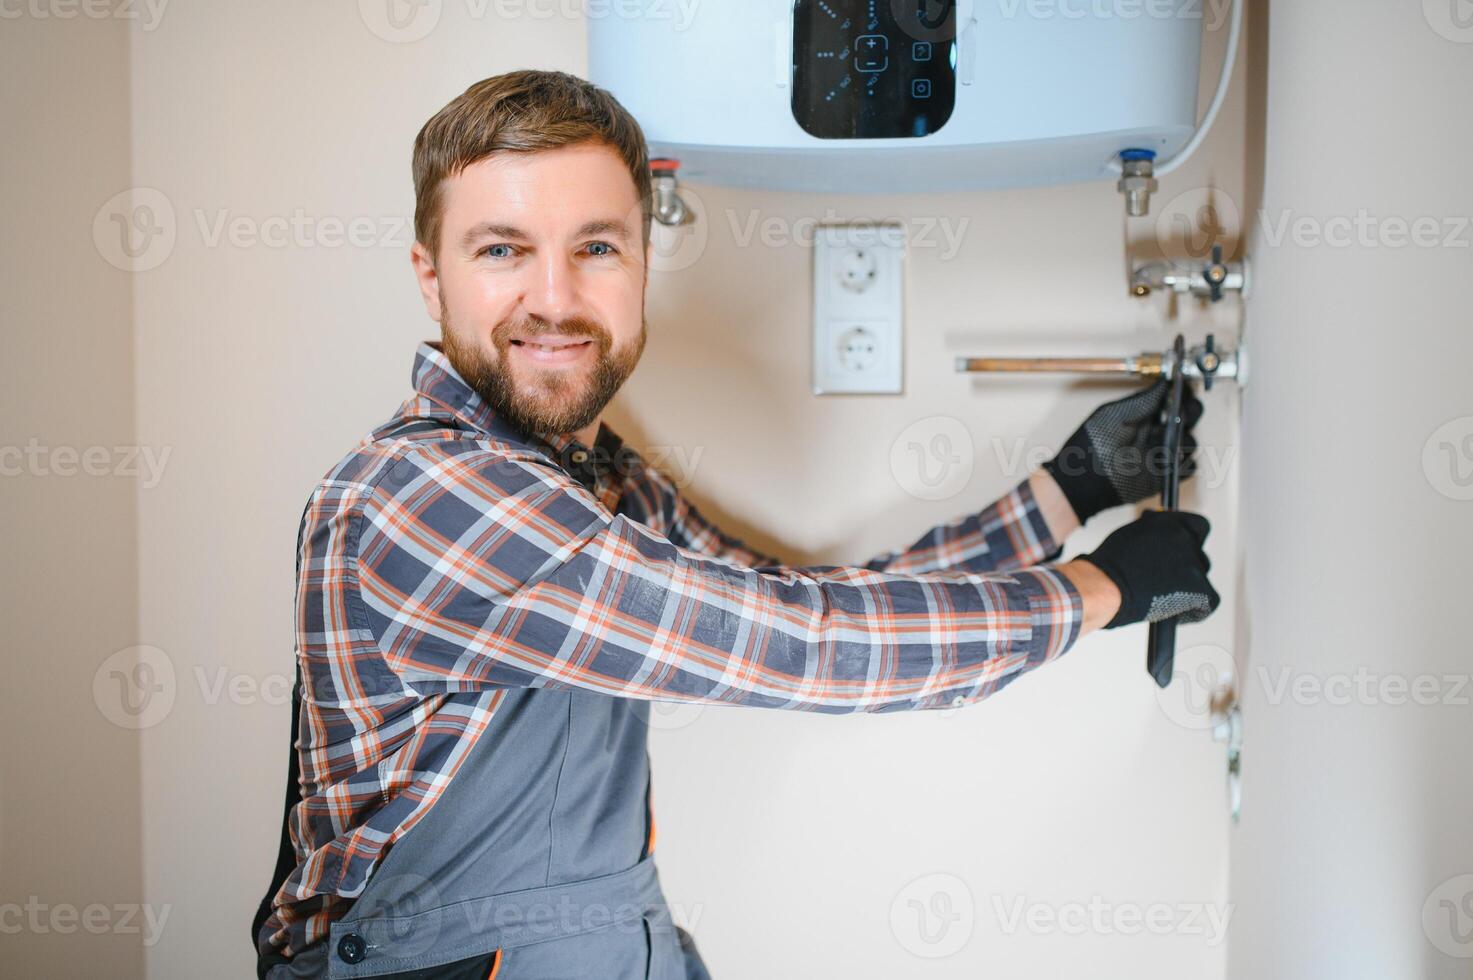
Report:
1117,149,1159,218
650,158,693,227
1130,252,1249,301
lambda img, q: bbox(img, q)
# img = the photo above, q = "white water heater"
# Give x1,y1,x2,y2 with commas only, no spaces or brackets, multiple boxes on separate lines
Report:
587,0,1207,193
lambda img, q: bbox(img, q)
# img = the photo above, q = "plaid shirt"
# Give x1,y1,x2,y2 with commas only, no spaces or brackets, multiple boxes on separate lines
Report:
259,340,1083,959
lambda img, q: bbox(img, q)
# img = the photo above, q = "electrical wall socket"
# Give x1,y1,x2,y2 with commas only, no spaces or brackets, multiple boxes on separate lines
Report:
812,223,905,394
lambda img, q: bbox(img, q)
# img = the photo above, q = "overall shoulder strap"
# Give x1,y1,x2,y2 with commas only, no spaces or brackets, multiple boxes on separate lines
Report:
251,418,449,964
250,494,314,969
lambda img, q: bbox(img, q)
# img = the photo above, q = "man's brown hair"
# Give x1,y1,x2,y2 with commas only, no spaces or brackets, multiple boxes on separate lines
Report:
412,69,652,263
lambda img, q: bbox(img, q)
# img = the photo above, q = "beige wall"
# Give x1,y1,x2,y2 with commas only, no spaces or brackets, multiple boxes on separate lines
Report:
635,13,1249,977
1228,2,1473,978
5,3,1255,976
1,12,145,979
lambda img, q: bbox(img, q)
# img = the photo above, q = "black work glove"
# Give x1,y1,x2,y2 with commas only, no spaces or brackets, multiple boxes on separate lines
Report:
1041,379,1204,524
1079,510,1220,629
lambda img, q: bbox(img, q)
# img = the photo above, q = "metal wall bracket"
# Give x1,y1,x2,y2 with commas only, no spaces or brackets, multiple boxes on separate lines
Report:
1211,692,1243,823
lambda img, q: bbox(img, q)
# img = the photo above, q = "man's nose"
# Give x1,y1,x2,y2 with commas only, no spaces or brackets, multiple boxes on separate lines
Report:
521,250,581,324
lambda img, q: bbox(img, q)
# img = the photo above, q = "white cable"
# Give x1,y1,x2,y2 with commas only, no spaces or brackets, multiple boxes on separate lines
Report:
1109,0,1243,177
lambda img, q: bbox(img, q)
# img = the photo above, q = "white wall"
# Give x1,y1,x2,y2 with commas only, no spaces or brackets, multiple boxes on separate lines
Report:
1227,2,1473,978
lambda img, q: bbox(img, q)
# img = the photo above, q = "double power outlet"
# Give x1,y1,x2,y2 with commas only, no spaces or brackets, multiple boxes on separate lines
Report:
812,223,905,394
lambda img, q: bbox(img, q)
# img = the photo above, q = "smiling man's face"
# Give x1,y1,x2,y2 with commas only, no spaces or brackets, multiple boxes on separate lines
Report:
410,140,650,445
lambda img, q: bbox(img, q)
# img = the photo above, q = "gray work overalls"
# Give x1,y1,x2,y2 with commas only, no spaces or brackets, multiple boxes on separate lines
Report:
261,422,713,979
269,688,709,979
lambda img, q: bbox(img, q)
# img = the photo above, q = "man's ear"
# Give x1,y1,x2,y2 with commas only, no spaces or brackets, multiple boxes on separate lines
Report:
409,240,442,322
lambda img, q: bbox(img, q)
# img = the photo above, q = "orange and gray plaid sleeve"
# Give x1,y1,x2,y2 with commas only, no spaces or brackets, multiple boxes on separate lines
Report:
635,464,786,568
862,476,1067,575
640,459,1063,578
354,443,1083,713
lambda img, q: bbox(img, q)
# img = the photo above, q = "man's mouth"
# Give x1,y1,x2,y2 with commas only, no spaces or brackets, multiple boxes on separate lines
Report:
508,335,595,365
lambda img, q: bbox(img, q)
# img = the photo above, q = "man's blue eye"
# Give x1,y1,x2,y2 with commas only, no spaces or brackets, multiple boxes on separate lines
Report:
484,244,513,258
587,242,615,256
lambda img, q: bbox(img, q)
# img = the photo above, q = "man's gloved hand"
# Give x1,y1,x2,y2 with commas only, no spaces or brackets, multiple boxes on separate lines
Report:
1079,510,1220,629
1041,379,1204,524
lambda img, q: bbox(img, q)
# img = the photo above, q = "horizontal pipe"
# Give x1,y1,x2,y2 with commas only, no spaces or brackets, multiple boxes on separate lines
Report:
955,356,1141,375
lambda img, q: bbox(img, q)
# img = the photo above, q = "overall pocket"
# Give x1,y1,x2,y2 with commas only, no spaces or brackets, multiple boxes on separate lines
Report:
494,917,650,980
372,947,502,980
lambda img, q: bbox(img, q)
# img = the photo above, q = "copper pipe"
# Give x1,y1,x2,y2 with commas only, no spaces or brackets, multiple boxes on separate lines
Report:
956,356,1132,374
954,352,1167,378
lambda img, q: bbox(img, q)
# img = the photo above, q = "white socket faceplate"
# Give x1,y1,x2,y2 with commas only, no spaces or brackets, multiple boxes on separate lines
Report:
812,223,905,395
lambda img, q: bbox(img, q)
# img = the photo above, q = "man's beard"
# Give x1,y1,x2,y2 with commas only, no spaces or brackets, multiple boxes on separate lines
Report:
438,296,646,440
